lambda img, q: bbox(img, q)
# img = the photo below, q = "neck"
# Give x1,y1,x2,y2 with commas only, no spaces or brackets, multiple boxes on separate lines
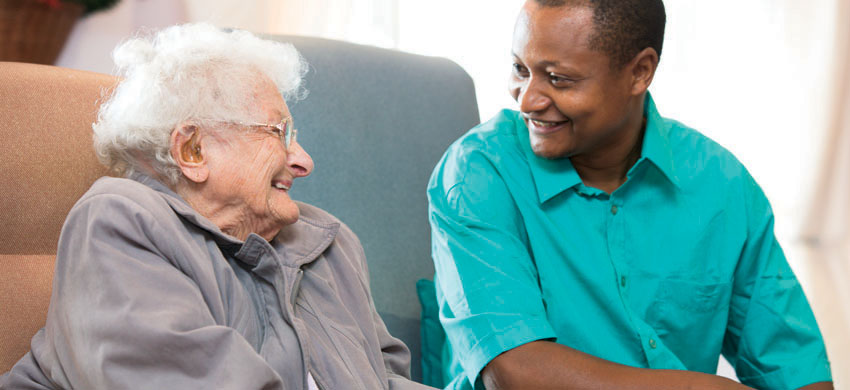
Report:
571,114,646,194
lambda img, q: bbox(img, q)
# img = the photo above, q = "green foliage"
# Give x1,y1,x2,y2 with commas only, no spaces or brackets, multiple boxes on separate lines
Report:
64,0,121,15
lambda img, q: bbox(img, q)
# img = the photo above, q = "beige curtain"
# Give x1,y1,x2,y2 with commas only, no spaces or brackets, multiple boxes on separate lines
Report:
801,0,850,248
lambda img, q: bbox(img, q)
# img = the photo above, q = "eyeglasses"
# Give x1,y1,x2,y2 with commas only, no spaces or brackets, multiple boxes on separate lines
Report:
214,116,298,151
242,116,297,150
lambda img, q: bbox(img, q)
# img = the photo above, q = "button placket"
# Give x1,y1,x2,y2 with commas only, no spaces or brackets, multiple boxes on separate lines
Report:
607,200,625,292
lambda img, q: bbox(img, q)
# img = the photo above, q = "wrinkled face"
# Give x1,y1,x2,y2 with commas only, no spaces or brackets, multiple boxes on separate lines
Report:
202,81,313,235
510,2,635,160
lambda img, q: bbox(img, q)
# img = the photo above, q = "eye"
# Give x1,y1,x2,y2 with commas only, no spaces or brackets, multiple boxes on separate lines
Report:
512,63,529,78
267,125,283,138
548,73,574,87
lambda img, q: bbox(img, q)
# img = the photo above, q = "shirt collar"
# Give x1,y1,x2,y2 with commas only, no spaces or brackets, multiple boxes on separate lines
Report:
519,92,679,204
129,172,337,268
516,112,584,204
638,92,680,189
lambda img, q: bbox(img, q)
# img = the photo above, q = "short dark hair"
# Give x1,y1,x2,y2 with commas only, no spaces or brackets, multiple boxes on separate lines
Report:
535,0,666,69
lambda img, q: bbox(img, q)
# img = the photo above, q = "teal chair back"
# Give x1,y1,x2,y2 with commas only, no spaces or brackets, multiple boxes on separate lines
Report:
274,36,480,381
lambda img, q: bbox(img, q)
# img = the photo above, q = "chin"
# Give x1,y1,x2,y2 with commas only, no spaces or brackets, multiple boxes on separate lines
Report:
277,205,301,226
266,198,301,227
529,134,575,160
531,143,573,160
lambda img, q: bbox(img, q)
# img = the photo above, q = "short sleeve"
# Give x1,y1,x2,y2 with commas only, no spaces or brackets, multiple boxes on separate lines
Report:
722,172,832,389
428,149,556,388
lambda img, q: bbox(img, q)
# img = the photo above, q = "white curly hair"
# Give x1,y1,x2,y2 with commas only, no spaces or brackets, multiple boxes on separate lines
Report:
92,23,307,185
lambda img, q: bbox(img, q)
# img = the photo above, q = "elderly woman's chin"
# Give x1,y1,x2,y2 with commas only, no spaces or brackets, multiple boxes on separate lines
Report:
238,189,302,240
269,191,301,226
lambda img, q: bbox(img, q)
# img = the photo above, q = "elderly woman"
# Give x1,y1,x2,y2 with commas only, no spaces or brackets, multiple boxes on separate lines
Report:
1,24,431,390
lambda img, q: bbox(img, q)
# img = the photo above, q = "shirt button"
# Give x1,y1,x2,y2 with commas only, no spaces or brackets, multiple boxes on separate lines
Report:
611,205,618,215
620,276,627,287
649,339,657,349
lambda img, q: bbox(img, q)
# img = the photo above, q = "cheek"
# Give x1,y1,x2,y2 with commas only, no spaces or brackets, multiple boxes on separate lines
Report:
245,142,285,176
553,90,600,121
551,95,581,119
215,144,282,197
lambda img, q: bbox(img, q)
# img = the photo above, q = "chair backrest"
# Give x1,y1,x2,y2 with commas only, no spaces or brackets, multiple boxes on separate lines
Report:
0,37,480,380
275,36,480,381
0,61,117,372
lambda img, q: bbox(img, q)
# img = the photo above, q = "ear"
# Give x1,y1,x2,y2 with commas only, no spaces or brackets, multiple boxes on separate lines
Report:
170,123,209,183
627,47,659,96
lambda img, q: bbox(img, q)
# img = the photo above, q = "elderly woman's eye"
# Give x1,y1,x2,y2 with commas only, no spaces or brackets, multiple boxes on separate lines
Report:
259,125,282,138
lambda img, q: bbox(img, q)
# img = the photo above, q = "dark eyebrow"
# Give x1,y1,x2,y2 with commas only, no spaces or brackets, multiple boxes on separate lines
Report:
512,51,561,68
513,52,584,76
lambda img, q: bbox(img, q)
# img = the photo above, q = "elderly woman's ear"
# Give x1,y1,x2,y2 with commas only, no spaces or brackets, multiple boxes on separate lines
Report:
171,123,209,183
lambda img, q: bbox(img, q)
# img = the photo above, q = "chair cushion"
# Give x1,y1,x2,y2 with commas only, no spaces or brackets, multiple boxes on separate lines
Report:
417,278,445,388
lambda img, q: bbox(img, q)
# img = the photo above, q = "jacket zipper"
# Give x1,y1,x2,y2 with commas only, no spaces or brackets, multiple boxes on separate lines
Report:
288,268,313,389
290,268,331,390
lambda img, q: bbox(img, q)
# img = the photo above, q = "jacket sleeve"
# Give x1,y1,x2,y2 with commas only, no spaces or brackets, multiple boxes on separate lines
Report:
374,308,436,390
31,193,286,389
721,172,832,389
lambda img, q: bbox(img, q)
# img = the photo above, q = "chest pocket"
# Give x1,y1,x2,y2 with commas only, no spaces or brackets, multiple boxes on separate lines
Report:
628,207,739,361
643,276,733,371
654,277,731,315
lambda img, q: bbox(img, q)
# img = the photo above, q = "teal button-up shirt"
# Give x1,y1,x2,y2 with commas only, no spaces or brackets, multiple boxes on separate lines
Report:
427,94,831,389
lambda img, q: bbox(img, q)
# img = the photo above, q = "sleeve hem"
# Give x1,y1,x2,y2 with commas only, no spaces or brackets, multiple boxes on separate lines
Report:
460,318,557,389
737,353,831,390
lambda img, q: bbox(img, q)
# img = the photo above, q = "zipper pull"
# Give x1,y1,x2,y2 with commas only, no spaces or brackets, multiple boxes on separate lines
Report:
290,268,304,306
307,370,323,390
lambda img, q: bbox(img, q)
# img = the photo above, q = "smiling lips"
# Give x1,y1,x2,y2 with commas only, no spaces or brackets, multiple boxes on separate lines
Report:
272,180,292,191
527,117,570,135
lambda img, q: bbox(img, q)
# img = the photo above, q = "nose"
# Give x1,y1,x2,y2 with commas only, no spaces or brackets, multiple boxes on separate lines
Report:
287,140,313,178
517,78,551,114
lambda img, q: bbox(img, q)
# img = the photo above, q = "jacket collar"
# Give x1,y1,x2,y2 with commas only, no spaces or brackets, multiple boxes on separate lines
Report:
130,172,337,268
521,92,679,204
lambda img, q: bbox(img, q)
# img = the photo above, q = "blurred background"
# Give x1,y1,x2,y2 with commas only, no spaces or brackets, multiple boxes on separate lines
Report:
4,0,848,386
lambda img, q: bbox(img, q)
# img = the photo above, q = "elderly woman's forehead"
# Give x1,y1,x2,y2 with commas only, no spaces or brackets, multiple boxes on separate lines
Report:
242,80,288,117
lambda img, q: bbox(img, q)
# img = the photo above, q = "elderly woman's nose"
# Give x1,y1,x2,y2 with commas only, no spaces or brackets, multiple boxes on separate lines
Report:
287,141,313,177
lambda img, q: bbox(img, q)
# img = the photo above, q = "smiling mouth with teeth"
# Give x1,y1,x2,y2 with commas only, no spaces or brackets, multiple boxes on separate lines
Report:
273,182,290,191
530,118,569,127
